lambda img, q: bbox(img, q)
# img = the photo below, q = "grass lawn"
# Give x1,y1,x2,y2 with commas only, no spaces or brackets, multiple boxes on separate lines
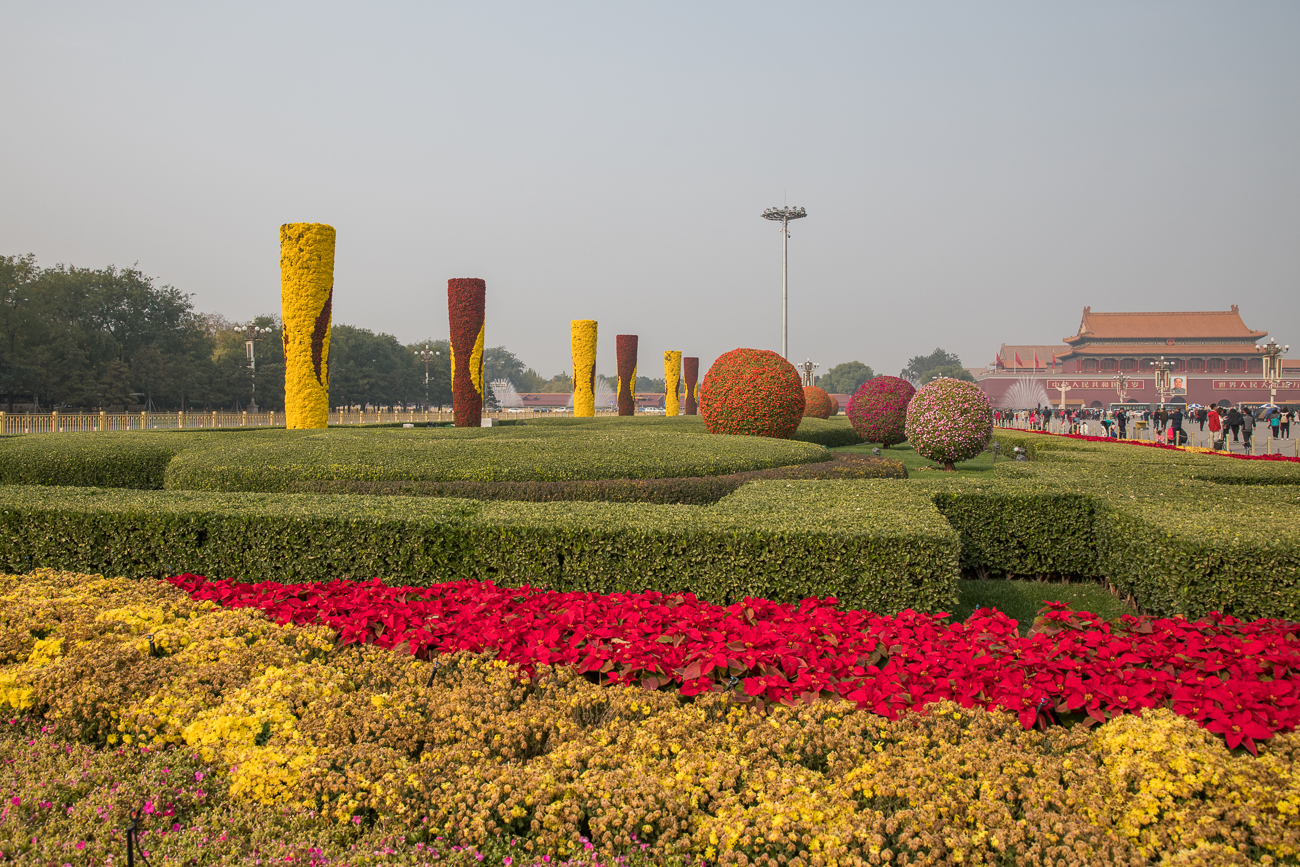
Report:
832,440,1001,476
953,578,1136,632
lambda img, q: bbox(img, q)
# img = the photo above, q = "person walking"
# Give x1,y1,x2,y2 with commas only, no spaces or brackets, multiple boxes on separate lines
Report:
1116,408,1128,438
1227,406,1242,444
1208,403,1223,450
1241,408,1256,452
1269,410,1282,443
1282,409,1292,439
1197,407,1207,431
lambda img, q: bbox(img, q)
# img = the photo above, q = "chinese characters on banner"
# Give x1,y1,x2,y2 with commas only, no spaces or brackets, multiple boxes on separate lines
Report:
1047,380,1145,390
1212,380,1300,390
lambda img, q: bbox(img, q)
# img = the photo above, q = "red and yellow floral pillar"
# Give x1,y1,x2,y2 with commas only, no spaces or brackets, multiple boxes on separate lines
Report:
280,223,334,429
664,350,682,417
571,320,597,417
684,356,699,415
448,278,486,428
616,334,638,416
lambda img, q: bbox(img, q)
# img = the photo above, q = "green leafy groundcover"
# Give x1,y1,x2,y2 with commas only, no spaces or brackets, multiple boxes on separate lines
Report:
0,479,961,614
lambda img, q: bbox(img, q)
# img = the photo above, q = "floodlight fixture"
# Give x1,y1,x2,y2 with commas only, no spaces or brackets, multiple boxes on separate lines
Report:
761,206,808,359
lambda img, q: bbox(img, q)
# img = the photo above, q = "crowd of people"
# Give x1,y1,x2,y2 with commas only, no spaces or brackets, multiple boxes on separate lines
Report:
994,404,1295,451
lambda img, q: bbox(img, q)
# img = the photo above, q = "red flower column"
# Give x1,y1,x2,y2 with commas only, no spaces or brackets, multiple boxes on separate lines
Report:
447,278,486,427
684,357,699,415
616,334,638,416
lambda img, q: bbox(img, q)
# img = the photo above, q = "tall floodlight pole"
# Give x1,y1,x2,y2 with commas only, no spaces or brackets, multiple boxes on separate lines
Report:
761,206,807,359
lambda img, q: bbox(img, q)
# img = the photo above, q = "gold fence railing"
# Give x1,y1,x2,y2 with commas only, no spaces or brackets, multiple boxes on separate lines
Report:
0,407,650,434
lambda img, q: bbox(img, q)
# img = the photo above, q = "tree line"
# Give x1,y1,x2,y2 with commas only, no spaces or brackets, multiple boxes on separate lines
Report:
2,254,964,411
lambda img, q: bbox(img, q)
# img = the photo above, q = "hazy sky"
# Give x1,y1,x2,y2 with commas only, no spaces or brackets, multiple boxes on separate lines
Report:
4,2,1298,380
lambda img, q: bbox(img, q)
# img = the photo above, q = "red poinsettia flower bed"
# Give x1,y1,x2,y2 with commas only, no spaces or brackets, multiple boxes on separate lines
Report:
996,426,1300,463
166,575,1300,754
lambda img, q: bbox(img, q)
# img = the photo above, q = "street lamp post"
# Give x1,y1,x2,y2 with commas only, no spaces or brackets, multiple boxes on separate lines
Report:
1149,356,1173,442
1113,371,1130,404
231,323,277,413
798,359,819,387
1256,338,1290,409
761,206,808,360
1150,356,1172,408
414,346,441,410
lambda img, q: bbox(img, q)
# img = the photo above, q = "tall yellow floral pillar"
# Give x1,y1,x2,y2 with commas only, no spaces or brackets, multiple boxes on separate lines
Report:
571,320,597,417
280,223,335,429
664,350,682,417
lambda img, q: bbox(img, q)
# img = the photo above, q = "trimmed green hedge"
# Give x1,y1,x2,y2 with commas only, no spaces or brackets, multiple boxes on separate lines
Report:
3,424,1298,621
915,435,1300,620
1094,484,1300,621
0,426,833,492
0,480,959,614
790,417,863,448
249,454,907,505
163,428,831,490
930,485,1096,577
0,433,194,489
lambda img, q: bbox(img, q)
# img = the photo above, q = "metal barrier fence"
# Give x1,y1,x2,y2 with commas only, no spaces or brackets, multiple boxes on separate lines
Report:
0,407,656,434
997,414,1299,457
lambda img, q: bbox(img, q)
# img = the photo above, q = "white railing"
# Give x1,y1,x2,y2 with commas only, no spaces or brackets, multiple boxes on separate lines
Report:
0,407,658,434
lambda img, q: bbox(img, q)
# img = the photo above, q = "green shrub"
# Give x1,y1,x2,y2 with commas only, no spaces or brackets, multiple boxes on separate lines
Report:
0,479,959,614
251,453,907,505
915,439,1300,619
791,417,863,448
161,427,831,491
930,484,1096,577
0,433,194,489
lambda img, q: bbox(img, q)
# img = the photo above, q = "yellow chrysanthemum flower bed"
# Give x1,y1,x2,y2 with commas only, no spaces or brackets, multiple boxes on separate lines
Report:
2,569,1297,866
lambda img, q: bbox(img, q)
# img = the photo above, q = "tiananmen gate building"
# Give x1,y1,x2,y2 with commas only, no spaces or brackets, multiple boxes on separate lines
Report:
978,306,1298,409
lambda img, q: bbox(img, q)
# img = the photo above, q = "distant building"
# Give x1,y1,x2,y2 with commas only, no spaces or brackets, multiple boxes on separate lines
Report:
979,306,1295,408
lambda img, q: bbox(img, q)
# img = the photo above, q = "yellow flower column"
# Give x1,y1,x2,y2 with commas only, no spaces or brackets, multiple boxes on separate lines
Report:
664,350,682,417
571,320,598,417
280,223,335,429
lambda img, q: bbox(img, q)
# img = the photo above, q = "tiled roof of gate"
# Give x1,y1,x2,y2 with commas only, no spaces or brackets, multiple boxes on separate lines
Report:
1065,306,1266,343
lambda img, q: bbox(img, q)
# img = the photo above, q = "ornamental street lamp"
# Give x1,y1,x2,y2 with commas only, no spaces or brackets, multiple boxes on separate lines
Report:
414,346,441,410
231,323,277,413
798,358,819,387
760,206,808,360
1149,356,1173,409
1256,338,1290,409
1113,371,1131,404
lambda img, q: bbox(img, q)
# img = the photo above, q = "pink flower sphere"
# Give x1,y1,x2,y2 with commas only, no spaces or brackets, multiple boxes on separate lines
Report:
906,378,993,470
847,376,916,447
